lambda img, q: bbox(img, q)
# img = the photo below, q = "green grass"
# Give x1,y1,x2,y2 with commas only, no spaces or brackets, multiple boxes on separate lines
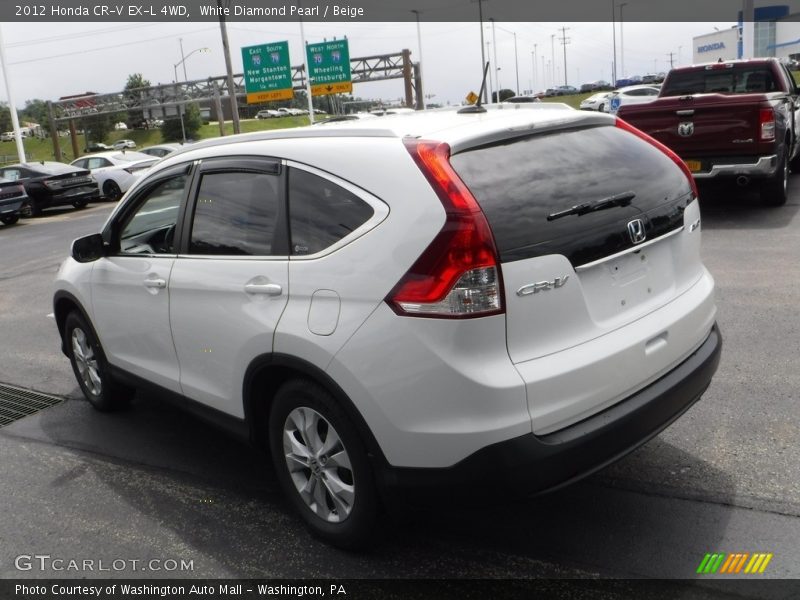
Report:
0,115,313,164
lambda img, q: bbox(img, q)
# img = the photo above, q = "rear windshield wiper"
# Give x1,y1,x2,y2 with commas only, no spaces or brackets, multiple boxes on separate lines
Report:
547,191,636,221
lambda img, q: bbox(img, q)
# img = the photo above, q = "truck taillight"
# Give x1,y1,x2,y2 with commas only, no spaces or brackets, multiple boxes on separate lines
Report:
616,117,699,199
386,140,504,319
759,108,775,141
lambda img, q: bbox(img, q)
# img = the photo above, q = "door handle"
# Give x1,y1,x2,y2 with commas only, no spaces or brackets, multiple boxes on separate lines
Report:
143,278,166,289
244,282,283,296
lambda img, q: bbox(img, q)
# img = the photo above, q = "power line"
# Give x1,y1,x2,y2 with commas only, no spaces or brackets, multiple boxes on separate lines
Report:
7,27,217,66
5,24,158,48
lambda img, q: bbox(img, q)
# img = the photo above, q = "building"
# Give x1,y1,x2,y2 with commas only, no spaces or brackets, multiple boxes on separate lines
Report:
692,5,800,64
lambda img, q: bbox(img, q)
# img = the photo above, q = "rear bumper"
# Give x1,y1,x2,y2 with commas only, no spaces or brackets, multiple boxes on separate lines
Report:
379,324,721,499
691,155,777,179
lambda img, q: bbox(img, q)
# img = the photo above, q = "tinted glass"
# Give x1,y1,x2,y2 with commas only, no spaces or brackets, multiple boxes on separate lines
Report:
119,176,186,254
190,171,279,256
288,169,374,256
449,125,691,266
661,66,777,95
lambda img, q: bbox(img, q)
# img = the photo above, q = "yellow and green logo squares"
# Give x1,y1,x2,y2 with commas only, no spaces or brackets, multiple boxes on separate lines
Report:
697,552,773,574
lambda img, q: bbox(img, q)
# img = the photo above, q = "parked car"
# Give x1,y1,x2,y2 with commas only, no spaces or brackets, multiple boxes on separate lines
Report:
554,85,579,95
1,132,15,142
605,84,661,114
503,95,542,103
618,58,800,206
71,151,158,202
256,109,281,119
54,105,720,549
138,144,184,158
0,162,99,216
579,92,612,112
84,143,112,153
0,176,28,226
313,113,379,125
112,139,137,150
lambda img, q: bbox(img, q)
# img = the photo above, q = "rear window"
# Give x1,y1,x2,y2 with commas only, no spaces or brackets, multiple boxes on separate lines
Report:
661,66,778,95
449,125,691,265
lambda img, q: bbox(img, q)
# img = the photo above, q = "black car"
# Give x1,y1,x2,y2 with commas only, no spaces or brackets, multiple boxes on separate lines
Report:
0,176,28,226
0,162,100,217
84,143,112,153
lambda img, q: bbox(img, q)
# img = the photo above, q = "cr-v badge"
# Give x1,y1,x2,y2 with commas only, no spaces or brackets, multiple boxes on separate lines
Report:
517,276,570,297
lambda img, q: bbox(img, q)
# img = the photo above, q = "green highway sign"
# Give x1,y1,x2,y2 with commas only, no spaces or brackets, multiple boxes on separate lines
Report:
306,39,352,96
241,41,294,103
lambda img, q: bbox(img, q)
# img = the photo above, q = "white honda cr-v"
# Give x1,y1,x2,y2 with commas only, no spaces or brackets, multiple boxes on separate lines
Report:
54,104,721,548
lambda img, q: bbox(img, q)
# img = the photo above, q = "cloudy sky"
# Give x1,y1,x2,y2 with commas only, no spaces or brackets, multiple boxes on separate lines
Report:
0,20,742,108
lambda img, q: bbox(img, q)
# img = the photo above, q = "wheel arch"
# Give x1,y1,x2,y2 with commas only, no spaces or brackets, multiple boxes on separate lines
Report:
53,291,94,356
243,353,389,470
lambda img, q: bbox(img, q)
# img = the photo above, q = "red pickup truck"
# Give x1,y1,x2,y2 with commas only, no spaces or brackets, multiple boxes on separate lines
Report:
617,58,800,205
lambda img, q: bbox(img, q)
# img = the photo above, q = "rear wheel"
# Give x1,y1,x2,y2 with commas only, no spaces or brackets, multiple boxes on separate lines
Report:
64,311,134,411
268,379,378,549
761,149,789,206
1,214,19,225
103,180,122,202
597,103,605,113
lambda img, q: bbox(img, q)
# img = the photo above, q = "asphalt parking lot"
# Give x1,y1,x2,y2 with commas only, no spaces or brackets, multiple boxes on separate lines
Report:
0,182,798,588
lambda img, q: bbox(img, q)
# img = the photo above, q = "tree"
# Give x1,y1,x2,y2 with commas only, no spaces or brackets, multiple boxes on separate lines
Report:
160,103,202,142
0,104,11,133
124,73,151,128
492,88,516,102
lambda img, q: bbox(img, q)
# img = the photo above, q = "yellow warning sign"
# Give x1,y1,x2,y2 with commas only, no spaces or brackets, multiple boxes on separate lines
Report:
311,82,354,97
465,91,479,105
246,89,294,104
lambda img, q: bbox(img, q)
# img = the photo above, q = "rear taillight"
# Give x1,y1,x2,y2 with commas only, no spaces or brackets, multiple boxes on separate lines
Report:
616,117,699,199
759,107,775,141
386,140,504,318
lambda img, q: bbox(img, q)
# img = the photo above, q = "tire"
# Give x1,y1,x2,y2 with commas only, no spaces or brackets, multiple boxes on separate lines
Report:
1,214,19,225
598,103,604,113
103,180,122,202
24,199,42,217
72,200,88,209
761,148,789,206
64,311,134,411
268,379,378,549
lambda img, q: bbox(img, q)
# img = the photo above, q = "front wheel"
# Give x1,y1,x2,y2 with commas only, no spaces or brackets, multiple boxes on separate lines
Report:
269,379,378,549
1,214,19,225
761,150,789,206
64,311,134,411
72,200,88,209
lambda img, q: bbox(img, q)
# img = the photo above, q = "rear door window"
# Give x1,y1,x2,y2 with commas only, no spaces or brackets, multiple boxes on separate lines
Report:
189,170,281,256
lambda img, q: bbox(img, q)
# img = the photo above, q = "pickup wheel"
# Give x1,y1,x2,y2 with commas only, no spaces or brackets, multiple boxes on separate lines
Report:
762,150,789,206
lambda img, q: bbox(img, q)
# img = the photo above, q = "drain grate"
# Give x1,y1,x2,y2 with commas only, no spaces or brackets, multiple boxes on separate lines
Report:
0,383,65,427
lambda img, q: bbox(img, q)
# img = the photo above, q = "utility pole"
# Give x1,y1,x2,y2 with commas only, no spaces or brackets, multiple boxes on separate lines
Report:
619,2,628,79
179,38,187,81
474,0,488,104
0,25,25,163
667,52,675,68
411,9,426,109
533,43,537,93
550,34,555,88
512,31,519,95
559,27,570,86
611,0,617,85
217,0,240,134
541,55,546,89
490,19,500,98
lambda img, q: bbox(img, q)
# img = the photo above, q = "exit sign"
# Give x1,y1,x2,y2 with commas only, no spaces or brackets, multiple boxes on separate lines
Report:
241,41,294,103
306,39,352,96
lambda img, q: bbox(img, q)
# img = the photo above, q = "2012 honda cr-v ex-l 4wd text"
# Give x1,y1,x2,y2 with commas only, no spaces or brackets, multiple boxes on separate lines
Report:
54,104,721,548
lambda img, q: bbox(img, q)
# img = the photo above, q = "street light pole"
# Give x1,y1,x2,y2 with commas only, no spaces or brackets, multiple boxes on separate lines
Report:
474,0,488,104
179,38,187,81
0,25,25,163
611,0,617,85
490,19,500,99
173,47,210,143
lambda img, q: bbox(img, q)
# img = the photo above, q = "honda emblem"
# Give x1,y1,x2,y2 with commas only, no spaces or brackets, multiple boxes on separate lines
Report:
627,219,646,244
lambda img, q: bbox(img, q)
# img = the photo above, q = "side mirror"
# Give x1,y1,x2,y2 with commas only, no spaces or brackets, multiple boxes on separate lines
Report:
71,233,105,263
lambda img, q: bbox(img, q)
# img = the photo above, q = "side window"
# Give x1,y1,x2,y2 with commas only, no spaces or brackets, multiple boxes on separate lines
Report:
189,170,280,256
288,168,374,256
88,157,111,169
72,159,87,169
0,169,20,181
118,175,187,255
